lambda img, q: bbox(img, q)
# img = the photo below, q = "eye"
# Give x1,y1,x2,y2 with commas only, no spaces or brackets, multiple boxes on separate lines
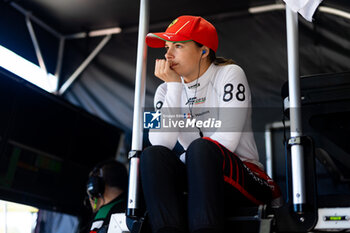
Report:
175,44,183,48
164,46,169,52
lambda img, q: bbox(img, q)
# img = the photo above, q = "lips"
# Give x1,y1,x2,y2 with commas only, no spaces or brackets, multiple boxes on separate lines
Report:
170,62,178,69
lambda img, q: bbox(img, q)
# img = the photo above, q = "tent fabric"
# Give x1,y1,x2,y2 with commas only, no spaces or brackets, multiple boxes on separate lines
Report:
12,0,275,34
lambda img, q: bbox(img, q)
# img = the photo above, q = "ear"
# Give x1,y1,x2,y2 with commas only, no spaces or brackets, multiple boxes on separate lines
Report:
201,46,210,58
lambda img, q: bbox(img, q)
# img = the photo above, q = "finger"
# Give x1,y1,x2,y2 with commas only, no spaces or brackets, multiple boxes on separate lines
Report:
154,60,158,77
154,59,162,77
160,59,166,71
155,59,166,80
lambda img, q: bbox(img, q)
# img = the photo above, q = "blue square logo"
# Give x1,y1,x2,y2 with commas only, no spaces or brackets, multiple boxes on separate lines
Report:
144,111,161,129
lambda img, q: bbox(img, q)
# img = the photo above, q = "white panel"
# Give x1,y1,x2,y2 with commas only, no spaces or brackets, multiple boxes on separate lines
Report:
107,213,130,233
315,207,350,230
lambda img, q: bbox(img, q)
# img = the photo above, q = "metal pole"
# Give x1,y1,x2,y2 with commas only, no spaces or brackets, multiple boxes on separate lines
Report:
4,201,8,233
286,6,306,212
127,0,149,218
58,34,111,95
265,126,274,179
26,16,47,74
65,27,122,39
55,37,65,93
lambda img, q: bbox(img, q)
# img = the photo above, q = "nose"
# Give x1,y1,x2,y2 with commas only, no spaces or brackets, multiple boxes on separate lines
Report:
165,46,174,60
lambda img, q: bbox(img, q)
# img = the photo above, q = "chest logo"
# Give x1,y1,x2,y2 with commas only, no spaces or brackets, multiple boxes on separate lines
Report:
185,97,206,105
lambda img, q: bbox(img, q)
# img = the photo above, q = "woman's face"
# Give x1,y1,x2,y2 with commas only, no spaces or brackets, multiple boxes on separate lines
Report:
164,41,203,81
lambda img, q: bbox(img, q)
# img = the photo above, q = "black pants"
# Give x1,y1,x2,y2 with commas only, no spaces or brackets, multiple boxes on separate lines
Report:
140,138,274,233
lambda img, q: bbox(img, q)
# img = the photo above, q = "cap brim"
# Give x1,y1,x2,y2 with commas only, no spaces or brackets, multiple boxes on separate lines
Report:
145,33,192,48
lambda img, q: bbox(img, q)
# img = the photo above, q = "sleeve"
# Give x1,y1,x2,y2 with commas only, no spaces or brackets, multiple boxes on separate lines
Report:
148,82,182,150
209,65,250,152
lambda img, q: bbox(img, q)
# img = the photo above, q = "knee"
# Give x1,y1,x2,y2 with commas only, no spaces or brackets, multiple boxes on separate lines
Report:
186,138,213,163
188,138,208,149
186,138,222,179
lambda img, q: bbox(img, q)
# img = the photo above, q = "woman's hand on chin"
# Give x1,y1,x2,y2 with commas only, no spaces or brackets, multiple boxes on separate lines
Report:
154,59,181,83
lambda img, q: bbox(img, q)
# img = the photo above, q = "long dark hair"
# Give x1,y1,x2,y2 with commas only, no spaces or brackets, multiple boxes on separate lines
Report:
194,41,235,66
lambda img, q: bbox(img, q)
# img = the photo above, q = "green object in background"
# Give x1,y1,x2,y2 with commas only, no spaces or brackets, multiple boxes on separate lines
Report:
0,147,21,187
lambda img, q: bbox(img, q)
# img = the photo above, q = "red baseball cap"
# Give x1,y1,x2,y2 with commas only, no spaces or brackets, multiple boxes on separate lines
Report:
145,15,218,52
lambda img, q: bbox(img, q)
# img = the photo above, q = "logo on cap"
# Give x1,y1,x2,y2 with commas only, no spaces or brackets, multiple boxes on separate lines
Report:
163,34,172,40
167,18,178,29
